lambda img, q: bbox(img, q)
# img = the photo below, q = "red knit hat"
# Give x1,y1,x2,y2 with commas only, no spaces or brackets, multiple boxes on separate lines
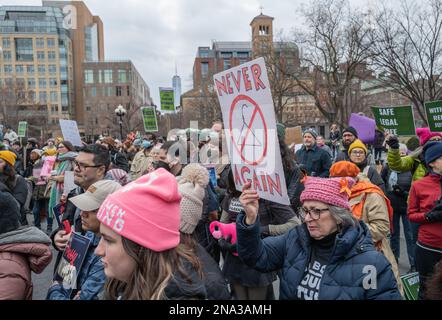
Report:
300,176,355,210
416,127,442,146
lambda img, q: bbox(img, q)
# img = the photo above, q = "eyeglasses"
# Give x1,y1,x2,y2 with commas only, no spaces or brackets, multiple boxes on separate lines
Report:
300,207,329,220
350,150,365,156
74,160,103,170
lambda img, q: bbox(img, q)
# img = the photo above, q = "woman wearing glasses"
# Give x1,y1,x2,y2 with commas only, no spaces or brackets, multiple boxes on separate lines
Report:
236,177,402,300
348,139,385,192
47,141,77,234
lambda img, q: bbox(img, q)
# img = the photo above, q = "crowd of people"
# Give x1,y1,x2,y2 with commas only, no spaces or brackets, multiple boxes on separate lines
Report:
0,121,441,300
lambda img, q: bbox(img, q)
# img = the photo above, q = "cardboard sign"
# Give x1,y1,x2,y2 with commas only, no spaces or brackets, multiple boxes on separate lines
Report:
18,121,27,138
213,57,289,205
54,232,91,297
63,171,78,195
285,126,303,145
41,156,56,177
59,120,82,147
371,106,416,136
159,87,175,112
141,106,159,132
400,272,420,300
349,113,376,144
425,100,442,132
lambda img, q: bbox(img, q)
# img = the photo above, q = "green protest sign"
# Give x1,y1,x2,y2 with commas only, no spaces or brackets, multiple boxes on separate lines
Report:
371,106,416,136
18,121,27,137
425,100,442,132
159,87,175,112
400,272,419,300
141,107,158,132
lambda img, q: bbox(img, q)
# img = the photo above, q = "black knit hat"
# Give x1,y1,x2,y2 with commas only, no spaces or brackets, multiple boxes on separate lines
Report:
0,191,21,235
342,126,358,138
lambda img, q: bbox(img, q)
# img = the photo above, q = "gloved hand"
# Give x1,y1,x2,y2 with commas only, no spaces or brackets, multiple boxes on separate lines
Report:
386,135,400,149
425,209,442,222
218,235,237,254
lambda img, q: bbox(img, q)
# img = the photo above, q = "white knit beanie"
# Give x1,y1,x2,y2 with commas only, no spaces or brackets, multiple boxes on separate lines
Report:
178,163,210,234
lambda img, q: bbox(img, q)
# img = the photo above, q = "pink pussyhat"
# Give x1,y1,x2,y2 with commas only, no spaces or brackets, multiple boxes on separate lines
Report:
300,176,355,210
97,168,182,252
416,127,442,146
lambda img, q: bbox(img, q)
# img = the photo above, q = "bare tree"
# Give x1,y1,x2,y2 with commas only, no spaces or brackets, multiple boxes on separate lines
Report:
370,0,442,122
285,0,374,127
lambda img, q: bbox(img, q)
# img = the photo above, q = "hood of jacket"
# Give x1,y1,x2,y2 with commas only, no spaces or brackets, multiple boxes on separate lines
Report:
164,259,207,300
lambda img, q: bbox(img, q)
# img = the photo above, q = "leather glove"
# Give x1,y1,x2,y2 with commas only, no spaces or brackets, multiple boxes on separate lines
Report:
218,235,237,254
425,209,442,223
386,135,400,149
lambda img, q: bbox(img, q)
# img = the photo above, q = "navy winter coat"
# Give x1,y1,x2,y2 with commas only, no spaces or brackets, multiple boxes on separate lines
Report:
236,214,402,300
295,145,331,177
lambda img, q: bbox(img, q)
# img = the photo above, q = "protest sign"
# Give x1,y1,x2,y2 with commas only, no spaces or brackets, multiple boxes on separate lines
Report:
59,120,82,147
159,87,175,112
425,100,442,132
213,57,289,205
141,106,159,132
18,121,27,138
400,272,419,300
371,106,416,136
349,113,376,144
54,232,91,298
285,126,303,145
41,156,56,177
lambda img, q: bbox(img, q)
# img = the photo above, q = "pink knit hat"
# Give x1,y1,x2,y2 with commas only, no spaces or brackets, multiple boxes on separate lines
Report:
97,168,182,252
300,176,355,210
416,127,442,146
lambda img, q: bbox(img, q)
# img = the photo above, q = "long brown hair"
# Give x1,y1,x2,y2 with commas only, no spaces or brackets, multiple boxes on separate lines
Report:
104,236,203,300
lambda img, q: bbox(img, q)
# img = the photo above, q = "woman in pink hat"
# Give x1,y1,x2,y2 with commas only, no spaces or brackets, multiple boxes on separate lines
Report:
236,177,402,300
94,168,206,300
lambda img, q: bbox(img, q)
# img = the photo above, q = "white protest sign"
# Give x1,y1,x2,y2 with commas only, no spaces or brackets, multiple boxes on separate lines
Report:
213,57,289,205
59,120,82,147
63,171,78,195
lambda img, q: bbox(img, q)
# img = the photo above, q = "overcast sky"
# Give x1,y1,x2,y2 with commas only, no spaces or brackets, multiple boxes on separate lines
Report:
1,0,383,105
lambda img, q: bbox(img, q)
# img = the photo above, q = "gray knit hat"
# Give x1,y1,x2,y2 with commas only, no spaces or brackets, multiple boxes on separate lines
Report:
303,128,318,139
177,164,209,234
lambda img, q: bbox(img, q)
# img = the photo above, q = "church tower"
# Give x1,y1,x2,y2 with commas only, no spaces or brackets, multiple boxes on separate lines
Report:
250,9,274,58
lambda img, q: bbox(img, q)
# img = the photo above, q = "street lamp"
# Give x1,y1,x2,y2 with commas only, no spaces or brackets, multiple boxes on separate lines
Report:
114,104,127,141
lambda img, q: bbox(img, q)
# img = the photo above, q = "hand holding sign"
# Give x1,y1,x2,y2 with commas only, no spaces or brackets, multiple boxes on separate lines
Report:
240,182,260,226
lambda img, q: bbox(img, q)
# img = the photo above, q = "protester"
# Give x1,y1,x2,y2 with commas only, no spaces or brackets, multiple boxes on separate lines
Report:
47,180,122,300
177,163,231,300
425,260,442,300
347,139,385,192
4,125,18,144
373,129,386,165
42,139,57,155
329,161,403,295
316,135,333,159
0,150,31,225
101,136,129,172
236,178,402,300
408,141,442,299
95,169,207,300
0,191,52,299
129,140,154,180
381,144,415,272
159,140,185,176
295,128,331,177
329,123,341,160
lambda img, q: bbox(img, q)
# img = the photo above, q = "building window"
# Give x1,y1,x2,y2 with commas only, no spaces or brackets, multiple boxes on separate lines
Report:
51,105,58,113
201,62,209,78
39,91,47,104
86,106,91,111
36,38,44,48
4,65,12,74
15,38,34,61
116,86,122,96
98,70,103,83
50,91,58,102
104,70,113,83
118,70,127,83
200,51,209,58
15,65,24,75
62,105,69,112
48,65,57,74
27,65,35,74
49,78,58,87
91,87,97,97
38,65,46,75
47,38,56,47
16,78,25,88
84,70,94,84
28,78,36,89
237,52,249,58
2,37,11,48
38,78,47,89
223,59,231,70
105,86,114,96
2,51,12,61
48,51,56,60
29,91,36,102
220,52,233,58
37,51,45,61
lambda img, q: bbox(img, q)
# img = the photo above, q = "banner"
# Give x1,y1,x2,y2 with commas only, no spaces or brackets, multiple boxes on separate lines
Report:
285,126,303,145
425,100,442,132
40,156,56,177
159,87,175,112
349,113,376,144
371,106,416,136
141,106,158,132
59,120,82,147
400,272,419,300
213,57,289,205
18,121,27,138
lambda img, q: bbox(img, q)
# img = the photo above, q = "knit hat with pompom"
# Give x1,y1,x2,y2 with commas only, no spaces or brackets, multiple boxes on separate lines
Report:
177,163,210,234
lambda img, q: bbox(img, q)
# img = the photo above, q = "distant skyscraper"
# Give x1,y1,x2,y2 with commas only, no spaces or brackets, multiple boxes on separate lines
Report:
172,64,181,108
